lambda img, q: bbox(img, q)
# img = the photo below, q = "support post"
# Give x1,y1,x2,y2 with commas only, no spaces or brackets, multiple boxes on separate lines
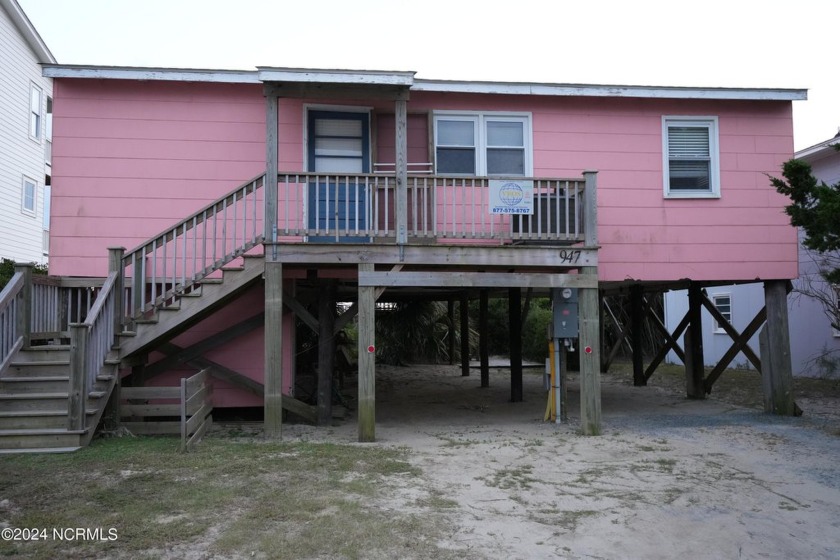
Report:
108,247,125,338
358,263,376,442
479,289,490,388
509,287,523,402
686,283,705,399
460,292,470,377
579,170,601,435
264,261,283,438
395,96,408,245
447,299,456,366
761,280,796,415
264,87,279,256
630,284,646,386
317,280,336,425
14,264,32,348
68,324,87,431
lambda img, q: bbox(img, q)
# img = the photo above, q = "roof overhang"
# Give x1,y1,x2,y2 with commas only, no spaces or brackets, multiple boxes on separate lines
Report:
1,0,56,64
413,79,807,101
40,64,807,102
796,136,840,162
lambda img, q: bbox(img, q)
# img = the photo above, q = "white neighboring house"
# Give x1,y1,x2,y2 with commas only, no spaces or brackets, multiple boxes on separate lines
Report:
0,0,55,265
664,133,840,378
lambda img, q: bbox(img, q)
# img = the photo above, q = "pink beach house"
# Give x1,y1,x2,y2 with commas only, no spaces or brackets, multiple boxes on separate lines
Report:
0,64,806,451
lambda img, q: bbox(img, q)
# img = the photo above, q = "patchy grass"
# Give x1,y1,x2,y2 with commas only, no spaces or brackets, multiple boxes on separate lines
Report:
609,361,840,411
0,435,460,560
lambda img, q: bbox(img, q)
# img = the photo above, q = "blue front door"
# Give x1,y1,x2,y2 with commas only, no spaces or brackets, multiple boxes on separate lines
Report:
307,111,370,242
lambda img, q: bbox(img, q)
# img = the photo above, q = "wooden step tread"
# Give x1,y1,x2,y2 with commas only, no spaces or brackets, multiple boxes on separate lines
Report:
0,409,95,418
10,360,70,367
1,376,69,382
0,428,87,436
0,392,68,400
0,447,80,454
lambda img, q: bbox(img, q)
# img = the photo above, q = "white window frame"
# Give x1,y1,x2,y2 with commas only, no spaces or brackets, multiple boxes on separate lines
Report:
712,293,732,334
662,116,720,199
433,111,532,177
22,176,37,216
29,83,43,142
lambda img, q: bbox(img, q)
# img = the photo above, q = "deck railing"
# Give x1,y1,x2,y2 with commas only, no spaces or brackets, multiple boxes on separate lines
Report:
117,170,590,324
274,173,585,242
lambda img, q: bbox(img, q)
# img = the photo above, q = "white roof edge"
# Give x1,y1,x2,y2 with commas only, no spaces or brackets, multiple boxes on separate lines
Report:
1,0,56,64
42,65,261,83
413,79,807,101
258,66,415,86
795,136,840,161
39,64,807,102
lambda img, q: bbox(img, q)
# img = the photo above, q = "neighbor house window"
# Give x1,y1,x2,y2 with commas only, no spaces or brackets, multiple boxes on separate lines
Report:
434,113,531,176
662,116,720,198
29,84,43,141
712,293,731,333
22,176,36,215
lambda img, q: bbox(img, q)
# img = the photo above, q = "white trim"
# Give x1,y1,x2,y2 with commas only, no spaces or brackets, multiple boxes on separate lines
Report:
43,65,261,83
40,64,807,102
796,137,840,162
21,175,37,216
0,0,56,63
259,67,415,86
433,111,533,176
662,116,721,199
414,79,807,101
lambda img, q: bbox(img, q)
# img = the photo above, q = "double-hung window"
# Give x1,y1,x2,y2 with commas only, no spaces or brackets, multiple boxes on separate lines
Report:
30,84,43,141
662,116,720,198
434,113,531,176
22,176,36,215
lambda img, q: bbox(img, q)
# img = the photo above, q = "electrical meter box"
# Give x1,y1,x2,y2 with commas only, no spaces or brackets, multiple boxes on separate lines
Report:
551,287,579,338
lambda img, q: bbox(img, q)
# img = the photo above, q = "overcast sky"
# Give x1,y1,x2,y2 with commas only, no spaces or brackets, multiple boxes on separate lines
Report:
19,0,838,151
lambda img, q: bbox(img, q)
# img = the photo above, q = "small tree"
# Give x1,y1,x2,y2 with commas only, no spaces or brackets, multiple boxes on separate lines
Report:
770,152,840,332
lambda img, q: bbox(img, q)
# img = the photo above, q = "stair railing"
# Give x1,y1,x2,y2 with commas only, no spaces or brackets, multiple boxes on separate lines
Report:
68,262,120,431
120,174,265,328
0,268,26,377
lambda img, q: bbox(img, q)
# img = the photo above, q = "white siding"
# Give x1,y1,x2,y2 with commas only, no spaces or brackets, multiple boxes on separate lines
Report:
0,3,52,264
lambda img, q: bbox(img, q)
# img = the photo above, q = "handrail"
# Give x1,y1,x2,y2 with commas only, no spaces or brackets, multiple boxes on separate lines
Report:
68,271,119,431
121,174,265,323
0,272,25,377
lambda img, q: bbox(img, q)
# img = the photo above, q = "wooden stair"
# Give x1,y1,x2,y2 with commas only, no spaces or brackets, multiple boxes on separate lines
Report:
118,254,266,359
0,346,117,453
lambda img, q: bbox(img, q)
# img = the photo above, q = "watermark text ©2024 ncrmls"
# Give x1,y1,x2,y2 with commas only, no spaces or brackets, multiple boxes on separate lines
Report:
2,527,118,541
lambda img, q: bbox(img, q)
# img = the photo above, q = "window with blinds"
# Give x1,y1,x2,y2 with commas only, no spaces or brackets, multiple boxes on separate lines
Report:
662,117,720,198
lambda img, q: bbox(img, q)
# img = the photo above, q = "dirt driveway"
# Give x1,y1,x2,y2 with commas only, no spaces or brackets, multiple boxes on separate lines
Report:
281,363,840,559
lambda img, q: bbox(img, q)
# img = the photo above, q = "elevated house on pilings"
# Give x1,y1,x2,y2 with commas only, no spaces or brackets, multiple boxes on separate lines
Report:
0,64,806,451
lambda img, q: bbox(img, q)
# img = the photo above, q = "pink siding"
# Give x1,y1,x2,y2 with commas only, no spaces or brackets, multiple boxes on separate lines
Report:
50,79,266,276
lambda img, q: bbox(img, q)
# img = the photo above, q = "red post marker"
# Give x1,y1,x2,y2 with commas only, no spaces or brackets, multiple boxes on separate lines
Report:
584,346,592,354
367,345,375,353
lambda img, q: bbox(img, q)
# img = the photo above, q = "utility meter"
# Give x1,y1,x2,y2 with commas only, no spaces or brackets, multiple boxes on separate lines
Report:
551,287,579,339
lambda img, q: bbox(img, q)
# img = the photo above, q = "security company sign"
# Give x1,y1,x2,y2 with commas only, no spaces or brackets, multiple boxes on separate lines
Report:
488,180,534,215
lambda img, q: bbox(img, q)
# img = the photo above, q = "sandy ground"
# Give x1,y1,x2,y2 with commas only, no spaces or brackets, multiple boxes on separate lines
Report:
279,362,840,560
